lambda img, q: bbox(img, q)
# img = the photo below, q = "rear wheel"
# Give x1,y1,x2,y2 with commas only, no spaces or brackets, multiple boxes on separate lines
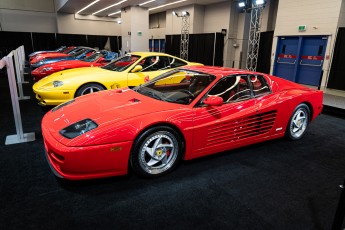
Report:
285,103,310,140
130,126,184,178
76,83,105,97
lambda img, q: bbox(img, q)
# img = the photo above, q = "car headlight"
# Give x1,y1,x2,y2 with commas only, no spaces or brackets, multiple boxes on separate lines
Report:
53,81,64,87
59,119,98,139
41,67,52,72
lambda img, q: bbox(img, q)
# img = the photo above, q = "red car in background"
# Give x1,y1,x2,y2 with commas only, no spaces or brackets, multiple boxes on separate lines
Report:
32,50,117,81
30,46,87,65
29,46,76,62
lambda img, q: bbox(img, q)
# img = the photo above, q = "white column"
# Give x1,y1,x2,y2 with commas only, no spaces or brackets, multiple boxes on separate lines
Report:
121,6,149,53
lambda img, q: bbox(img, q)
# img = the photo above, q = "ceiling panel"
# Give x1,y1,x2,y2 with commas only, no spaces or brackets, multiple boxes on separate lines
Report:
57,0,229,17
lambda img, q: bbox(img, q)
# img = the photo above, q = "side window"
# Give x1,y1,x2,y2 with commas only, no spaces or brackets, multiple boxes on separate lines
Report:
250,75,270,97
140,56,170,72
208,75,251,103
170,58,187,68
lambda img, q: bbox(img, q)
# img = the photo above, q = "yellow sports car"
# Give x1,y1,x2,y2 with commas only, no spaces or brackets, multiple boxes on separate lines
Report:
32,52,203,106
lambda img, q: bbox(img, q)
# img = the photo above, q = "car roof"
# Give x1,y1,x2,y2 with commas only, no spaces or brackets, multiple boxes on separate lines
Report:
181,65,267,79
130,51,173,56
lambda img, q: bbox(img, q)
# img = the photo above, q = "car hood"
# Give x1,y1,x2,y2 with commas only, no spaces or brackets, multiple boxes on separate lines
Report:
42,56,74,64
40,60,87,69
43,88,183,146
33,67,111,88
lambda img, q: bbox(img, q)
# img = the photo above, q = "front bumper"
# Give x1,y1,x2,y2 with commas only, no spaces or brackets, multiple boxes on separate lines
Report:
33,88,74,106
42,124,132,180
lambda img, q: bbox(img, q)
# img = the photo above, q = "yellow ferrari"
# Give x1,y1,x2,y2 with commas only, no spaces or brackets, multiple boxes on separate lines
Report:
32,52,203,106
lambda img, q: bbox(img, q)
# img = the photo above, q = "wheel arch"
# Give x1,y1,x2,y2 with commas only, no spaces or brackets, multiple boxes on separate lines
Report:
300,101,313,121
129,122,187,165
74,82,107,98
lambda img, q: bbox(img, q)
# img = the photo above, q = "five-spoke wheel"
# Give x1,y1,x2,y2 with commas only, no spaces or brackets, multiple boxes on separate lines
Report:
131,126,183,178
76,83,106,97
286,103,310,140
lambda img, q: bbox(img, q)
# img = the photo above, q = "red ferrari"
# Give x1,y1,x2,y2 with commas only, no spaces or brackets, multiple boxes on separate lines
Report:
29,46,76,63
41,66,323,180
31,51,116,81
30,46,89,65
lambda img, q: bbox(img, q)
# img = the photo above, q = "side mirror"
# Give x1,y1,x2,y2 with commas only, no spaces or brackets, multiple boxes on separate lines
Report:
203,96,223,106
131,65,143,73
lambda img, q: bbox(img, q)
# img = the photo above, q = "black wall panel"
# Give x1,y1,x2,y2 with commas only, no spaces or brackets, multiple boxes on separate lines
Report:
32,32,56,51
56,34,88,47
257,31,274,74
165,33,224,66
87,35,108,49
0,31,33,58
327,28,345,90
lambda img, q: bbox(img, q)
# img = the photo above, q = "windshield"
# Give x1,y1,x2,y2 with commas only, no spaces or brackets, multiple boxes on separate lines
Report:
83,52,103,62
71,49,88,57
101,55,140,72
134,69,215,105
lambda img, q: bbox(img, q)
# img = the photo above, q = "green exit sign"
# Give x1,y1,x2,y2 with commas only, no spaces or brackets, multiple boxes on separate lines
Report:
298,25,306,31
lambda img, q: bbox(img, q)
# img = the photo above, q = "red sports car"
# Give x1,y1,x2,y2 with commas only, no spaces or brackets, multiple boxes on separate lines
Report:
29,46,76,63
31,51,116,81
30,46,88,65
41,66,323,180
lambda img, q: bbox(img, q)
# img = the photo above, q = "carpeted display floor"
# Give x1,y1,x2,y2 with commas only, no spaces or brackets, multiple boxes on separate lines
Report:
1,72,345,230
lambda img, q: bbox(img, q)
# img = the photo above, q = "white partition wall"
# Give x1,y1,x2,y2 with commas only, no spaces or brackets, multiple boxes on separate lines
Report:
1,50,35,145
13,47,30,100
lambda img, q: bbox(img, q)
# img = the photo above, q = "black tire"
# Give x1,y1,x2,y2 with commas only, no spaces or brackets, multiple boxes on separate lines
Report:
130,126,184,178
75,83,106,97
285,103,310,141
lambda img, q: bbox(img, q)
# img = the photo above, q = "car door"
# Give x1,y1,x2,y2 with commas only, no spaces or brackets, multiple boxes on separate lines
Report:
126,55,185,86
191,74,278,158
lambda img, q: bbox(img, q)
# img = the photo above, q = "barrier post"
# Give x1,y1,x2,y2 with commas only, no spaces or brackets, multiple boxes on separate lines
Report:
14,47,30,100
2,52,35,145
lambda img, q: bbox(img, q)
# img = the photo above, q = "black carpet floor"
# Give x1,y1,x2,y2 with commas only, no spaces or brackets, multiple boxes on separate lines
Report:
1,72,345,230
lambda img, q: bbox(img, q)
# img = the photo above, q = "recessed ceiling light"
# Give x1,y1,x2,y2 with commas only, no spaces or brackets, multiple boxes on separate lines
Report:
139,0,156,6
76,0,100,14
92,0,128,15
108,11,121,16
149,0,187,11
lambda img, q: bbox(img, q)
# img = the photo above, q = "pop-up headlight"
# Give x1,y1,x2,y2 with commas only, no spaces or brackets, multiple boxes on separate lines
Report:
59,119,98,139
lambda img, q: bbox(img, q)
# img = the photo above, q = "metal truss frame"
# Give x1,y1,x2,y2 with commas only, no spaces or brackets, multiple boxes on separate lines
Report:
246,4,264,71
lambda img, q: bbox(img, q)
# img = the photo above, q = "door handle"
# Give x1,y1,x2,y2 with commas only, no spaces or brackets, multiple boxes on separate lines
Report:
277,58,296,64
299,60,323,67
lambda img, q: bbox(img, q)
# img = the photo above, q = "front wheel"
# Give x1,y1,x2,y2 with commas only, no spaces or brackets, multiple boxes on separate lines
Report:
285,103,310,140
75,83,105,97
130,126,184,178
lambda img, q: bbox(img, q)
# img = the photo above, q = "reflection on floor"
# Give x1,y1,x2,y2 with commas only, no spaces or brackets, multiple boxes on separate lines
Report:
323,89,345,109
303,84,345,110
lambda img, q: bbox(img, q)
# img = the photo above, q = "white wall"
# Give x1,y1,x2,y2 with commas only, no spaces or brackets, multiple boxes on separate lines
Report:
149,12,166,39
338,0,345,27
0,9,56,32
166,5,195,34
0,0,121,36
56,13,121,35
193,5,205,34
0,0,54,12
274,0,342,36
203,1,231,33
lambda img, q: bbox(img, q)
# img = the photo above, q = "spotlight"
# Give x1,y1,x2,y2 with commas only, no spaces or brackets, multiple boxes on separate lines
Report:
256,0,265,5
181,11,189,16
172,11,178,16
238,2,246,7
